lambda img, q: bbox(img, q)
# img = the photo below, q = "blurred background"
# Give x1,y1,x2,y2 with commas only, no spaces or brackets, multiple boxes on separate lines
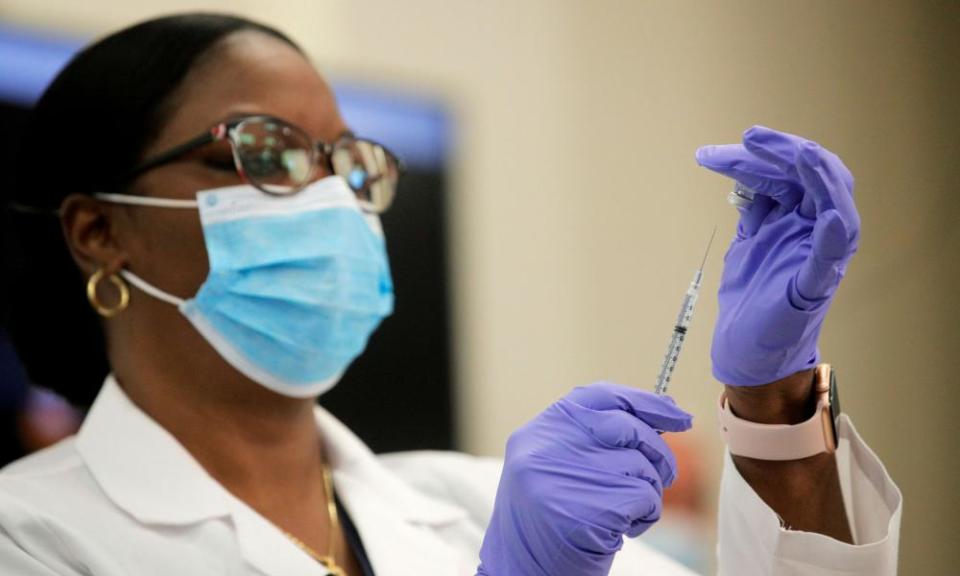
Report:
0,1,957,573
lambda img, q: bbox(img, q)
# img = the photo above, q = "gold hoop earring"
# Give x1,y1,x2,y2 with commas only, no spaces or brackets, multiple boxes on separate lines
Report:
86,269,130,318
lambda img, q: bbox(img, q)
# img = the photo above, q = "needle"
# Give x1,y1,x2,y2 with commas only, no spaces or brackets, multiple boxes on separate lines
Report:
699,225,718,272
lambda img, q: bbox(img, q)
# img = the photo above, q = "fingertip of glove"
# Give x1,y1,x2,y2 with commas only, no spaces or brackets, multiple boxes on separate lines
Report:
694,146,711,166
657,411,694,433
819,207,846,231
695,145,734,170
742,124,774,142
742,124,762,140
655,392,689,410
797,140,824,164
676,415,695,432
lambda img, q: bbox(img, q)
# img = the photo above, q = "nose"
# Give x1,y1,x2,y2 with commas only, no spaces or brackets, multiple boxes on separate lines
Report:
306,153,335,183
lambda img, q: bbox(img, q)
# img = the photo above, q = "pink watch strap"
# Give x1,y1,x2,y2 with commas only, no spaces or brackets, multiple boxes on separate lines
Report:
717,393,833,461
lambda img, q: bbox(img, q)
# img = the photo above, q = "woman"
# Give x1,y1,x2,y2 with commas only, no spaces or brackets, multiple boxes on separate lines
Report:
0,13,900,576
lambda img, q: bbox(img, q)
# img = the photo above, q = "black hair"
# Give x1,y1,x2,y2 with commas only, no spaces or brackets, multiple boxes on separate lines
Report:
3,13,303,406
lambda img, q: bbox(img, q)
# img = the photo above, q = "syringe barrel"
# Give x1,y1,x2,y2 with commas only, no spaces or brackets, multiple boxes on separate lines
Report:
675,288,699,328
657,273,702,395
655,329,687,395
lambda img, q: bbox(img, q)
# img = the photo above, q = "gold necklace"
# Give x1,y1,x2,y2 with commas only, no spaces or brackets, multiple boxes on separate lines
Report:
283,464,348,576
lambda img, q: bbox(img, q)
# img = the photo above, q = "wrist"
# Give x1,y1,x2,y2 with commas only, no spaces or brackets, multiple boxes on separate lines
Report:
724,369,817,425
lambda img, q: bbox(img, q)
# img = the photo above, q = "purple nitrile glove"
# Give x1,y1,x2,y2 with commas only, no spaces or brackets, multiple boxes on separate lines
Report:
476,383,692,576
696,125,860,386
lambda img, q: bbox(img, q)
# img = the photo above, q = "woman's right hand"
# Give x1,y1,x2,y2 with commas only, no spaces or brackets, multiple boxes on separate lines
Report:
477,383,693,576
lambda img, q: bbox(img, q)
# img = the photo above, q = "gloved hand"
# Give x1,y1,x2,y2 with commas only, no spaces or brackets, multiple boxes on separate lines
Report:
477,383,692,576
696,125,860,386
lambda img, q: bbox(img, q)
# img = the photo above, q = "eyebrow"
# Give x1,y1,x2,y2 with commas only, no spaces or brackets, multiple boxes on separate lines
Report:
214,109,268,124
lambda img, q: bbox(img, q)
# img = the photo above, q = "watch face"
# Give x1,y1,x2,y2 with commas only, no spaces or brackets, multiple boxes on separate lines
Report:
829,369,840,446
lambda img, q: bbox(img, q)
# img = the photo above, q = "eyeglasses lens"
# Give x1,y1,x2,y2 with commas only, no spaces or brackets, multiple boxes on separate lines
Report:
331,139,399,212
235,120,314,195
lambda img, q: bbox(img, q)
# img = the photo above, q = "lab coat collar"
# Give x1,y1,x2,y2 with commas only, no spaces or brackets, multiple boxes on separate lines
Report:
75,376,232,525
76,375,465,527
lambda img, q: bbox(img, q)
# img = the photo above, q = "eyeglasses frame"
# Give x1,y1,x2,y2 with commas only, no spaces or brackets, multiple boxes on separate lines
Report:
120,115,406,202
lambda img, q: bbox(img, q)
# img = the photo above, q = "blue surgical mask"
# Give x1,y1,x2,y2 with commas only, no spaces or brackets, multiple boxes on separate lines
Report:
98,176,394,398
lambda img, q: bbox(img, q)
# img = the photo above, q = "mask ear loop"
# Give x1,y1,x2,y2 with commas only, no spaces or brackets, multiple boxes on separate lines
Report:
94,193,199,209
120,270,186,308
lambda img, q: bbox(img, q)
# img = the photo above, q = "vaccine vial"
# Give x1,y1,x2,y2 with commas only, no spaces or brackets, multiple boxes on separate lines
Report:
727,182,756,209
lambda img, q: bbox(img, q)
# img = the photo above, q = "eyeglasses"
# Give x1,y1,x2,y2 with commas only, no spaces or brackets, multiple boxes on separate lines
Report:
122,115,405,213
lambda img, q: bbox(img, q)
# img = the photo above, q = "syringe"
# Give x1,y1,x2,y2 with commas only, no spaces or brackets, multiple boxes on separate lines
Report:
653,226,717,396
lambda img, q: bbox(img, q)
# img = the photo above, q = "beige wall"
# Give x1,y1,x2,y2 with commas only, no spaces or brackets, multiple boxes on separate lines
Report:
3,1,957,572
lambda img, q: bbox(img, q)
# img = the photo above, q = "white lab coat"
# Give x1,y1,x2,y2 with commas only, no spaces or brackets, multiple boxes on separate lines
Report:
0,376,901,575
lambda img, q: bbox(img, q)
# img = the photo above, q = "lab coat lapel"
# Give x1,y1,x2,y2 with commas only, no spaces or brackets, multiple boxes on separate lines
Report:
335,475,467,575
316,407,474,576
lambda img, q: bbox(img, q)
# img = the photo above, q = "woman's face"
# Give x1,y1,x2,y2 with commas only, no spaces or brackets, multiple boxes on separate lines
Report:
115,31,349,299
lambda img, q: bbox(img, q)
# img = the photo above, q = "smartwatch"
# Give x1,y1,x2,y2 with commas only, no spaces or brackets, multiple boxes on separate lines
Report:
717,364,841,461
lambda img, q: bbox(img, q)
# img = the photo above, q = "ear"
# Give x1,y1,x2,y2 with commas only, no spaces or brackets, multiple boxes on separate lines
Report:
60,194,130,277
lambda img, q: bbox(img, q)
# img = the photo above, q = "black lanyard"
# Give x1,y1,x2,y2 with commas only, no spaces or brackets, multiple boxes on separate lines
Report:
335,493,375,576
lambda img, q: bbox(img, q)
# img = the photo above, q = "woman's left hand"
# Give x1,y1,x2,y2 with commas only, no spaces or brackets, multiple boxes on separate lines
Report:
696,126,860,387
